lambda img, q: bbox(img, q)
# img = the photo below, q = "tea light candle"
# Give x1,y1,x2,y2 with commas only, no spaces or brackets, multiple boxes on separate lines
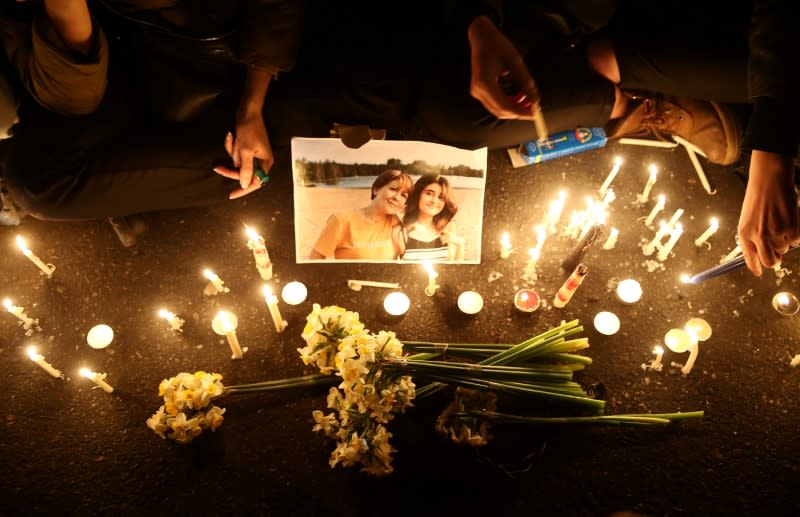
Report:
203,269,228,294
86,324,114,349
16,235,55,277
651,346,664,370
602,227,619,250
500,232,512,258
643,220,670,256
79,367,114,393
637,164,657,203
685,317,712,341
158,309,184,332
598,156,622,198
263,286,288,333
3,298,35,328
594,311,620,335
694,217,719,247
457,291,484,315
245,225,273,280
513,289,540,312
27,346,63,378
644,194,665,226
383,292,410,316
281,281,308,305
211,310,243,359
656,223,683,261
423,261,439,296
615,279,642,304
772,292,800,316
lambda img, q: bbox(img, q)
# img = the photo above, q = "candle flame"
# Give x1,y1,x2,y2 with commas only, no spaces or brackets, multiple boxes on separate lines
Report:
27,345,40,360
654,346,664,355
263,285,274,299
558,190,567,201
158,309,173,319
657,194,665,205
423,260,435,275
15,235,28,252
710,217,719,228
648,164,658,177
79,367,94,378
202,269,215,280
778,292,790,306
216,310,235,332
500,232,510,247
680,273,690,284
244,225,261,241
614,156,622,166
528,247,540,261
2,298,11,310
520,292,529,303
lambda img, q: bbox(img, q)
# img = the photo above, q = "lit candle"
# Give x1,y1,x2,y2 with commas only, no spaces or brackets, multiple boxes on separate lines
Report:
86,324,114,350
383,292,410,316
694,217,720,247
601,227,619,250
457,291,484,315
593,311,620,335
27,346,63,378
281,281,308,305
553,264,589,308
16,235,55,277
513,289,540,313
523,247,540,281
245,225,273,280
203,269,228,295
158,309,184,332
533,225,547,255
615,279,642,304
664,328,699,375
546,191,567,235
647,346,664,371
79,367,114,393
685,317,712,341
637,164,658,203
619,137,678,148
666,208,684,230
347,279,401,291
211,310,243,359
563,211,581,239
643,194,665,226
263,286,288,333
720,245,742,264
500,232,512,259
423,261,439,296
577,198,597,241
600,188,616,211
3,298,35,328
656,223,683,261
772,292,800,317
643,221,669,256
598,156,622,198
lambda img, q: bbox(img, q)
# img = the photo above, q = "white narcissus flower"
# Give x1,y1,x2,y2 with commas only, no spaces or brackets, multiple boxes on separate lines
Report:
146,406,169,439
311,410,339,437
204,405,226,431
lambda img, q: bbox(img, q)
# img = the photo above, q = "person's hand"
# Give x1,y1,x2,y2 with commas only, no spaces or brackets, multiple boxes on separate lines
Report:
467,15,540,120
737,150,800,276
213,114,274,199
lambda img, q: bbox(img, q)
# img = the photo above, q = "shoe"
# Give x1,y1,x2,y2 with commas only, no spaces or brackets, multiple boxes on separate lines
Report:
606,92,742,165
108,214,148,247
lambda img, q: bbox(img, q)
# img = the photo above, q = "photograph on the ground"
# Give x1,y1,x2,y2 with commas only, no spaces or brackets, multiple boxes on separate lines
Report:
293,138,487,264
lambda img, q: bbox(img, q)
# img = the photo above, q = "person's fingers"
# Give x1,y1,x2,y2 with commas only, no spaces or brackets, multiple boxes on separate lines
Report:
224,131,234,157
229,181,261,200
739,237,763,277
238,149,253,189
755,235,781,270
213,166,240,180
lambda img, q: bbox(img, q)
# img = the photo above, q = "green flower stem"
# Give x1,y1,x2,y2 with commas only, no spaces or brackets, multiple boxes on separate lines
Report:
536,352,593,366
484,320,581,365
383,357,575,382
463,409,704,426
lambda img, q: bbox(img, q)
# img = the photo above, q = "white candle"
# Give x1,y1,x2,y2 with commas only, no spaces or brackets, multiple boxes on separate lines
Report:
666,208,684,230
600,188,616,211
523,247,540,279
694,217,719,247
563,210,581,239
546,191,567,234
383,292,410,316
27,346,63,378
16,235,55,277
651,346,664,370
3,298,35,328
602,227,619,250
211,310,243,359
720,245,742,264
643,221,670,256
664,328,699,375
657,223,683,261
158,309,184,332
423,261,439,296
637,164,657,203
533,224,547,255
86,324,114,349
673,135,715,194
598,156,622,198
281,281,308,305
203,269,228,294
593,311,620,335
457,291,484,315
615,279,642,304
79,367,114,393
245,225,273,280
500,232,512,259
263,286,288,333
347,279,401,291
619,138,678,148
685,317,712,341
644,194,665,226
578,198,597,241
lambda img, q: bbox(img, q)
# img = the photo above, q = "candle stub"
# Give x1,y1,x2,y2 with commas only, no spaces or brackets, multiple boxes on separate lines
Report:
457,291,483,315
87,324,114,349
513,289,540,313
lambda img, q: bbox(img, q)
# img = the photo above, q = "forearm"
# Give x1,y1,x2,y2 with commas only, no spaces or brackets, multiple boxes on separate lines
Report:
43,0,93,56
237,67,272,121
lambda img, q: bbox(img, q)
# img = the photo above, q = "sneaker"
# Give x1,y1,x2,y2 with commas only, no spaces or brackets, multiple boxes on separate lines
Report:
108,214,148,247
606,92,742,165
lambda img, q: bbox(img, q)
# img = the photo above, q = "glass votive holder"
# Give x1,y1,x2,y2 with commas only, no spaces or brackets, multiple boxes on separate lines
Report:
772,292,800,317
513,289,540,313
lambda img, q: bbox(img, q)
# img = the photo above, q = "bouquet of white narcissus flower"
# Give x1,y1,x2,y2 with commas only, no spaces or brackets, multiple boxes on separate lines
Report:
298,304,366,375
147,371,227,444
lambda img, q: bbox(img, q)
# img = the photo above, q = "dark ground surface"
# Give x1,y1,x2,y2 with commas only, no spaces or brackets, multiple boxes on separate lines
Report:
2,140,799,517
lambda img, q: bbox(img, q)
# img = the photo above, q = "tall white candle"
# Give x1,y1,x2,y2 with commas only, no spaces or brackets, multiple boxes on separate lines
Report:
598,156,622,198
203,269,228,294
3,298,35,328
500,232,512,259
79,368,114,393
347,279,401,291
720,245,742,264
666,208,684,229
245,225,273,280
602,227,619,250
27,346,63,378
563,211,581,239
158,309,185,332
534,224,547,255
423,261,439,296
657,223,684,261
263,286,288,333
523,247,540,280
644,194,665,226
16,235,55,277
694,217,720,247
546,191,567,235
600,188,616,211
643,221,670,256
637,164,658,203
211,310,243,359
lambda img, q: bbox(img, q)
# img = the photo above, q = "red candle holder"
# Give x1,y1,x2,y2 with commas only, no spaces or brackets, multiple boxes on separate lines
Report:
514,289,540,313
